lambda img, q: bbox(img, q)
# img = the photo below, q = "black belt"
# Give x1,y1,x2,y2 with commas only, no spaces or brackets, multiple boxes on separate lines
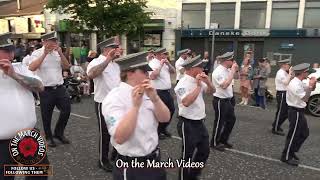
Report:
157,89,170,92
214,96,233,101
277,91,286,93
288,106,305,112
44,84,63,90
179,116,205,122
117,147,160,163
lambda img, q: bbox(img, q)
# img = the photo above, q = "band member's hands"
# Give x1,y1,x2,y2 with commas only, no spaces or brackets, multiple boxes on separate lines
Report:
231,62,239,73
0,59,16,78
196,74,202,87
106,49,117,62
44,44,54,55
160,59,166,66
141,79,159,103
53,45,63,55
199,72,210,84
132,85,144,108
309,77,317,89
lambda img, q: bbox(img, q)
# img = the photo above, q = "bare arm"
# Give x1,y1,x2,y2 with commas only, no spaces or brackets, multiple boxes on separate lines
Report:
58,50,70,70
114,107,140,144
12,73,44,92
87,60,110,79
29,53,47,71
149,65,163,80
220,71,235,89
166,62,176,74
181,86,202,107
151,96,170,122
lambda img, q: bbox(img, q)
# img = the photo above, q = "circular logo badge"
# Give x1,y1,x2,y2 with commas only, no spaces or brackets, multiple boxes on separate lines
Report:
9,129,47,165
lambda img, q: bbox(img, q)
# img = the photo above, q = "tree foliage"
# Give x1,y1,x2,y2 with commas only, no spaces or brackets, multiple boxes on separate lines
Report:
46,0,152,36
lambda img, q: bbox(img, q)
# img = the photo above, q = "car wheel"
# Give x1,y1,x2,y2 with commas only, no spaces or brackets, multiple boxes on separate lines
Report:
307,95,320,117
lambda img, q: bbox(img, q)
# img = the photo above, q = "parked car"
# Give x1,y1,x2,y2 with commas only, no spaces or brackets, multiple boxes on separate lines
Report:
304,68,320,117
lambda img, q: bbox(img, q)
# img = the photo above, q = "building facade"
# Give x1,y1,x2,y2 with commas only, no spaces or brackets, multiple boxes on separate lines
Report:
176,0,320,74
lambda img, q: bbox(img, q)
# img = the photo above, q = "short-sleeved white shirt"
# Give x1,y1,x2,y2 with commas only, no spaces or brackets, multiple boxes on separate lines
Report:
87,55,121,103
275,69,290,91
175,57,185,81
102,82,159,157
30,47,64,86
212,65,233,98
174,75,207,120
0,63,42,139
286,77,307,108
22,55,32,67
149,58,171,90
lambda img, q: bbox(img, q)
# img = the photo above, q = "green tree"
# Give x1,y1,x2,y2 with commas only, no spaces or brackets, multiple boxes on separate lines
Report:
46,0,152,37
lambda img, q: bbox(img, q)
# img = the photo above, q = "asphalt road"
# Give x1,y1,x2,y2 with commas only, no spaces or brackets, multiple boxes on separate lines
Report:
20,94,320,180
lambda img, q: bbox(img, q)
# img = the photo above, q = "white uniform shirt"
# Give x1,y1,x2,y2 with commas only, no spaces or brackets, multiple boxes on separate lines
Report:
212,65,233,98
275,69,290,91
286,77,308,108
0,63,41,139
174,75,207,120
175,57,185,81
149,58,171,90
87,55,121,103
22,55,32,67
30,47,64,86
102,82,158,157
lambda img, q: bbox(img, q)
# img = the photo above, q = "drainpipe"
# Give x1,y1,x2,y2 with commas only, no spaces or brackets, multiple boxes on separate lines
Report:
17,0,21,10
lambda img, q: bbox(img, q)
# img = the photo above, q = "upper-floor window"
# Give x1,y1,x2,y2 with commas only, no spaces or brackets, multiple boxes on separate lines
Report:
211,3,236,29
182,3,206,29
240,2,267,29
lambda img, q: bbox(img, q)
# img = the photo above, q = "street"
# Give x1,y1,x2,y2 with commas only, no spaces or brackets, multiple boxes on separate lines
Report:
25,94,320,180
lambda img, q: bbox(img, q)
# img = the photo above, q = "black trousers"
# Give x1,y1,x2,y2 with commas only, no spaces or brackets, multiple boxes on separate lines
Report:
0,139,50,180
113,150,166,180
211,97,236,147
39,86,71,139
94,102,117,165
156,89,175,133
272,91,288,131
177,117,209,180
282,107,309,160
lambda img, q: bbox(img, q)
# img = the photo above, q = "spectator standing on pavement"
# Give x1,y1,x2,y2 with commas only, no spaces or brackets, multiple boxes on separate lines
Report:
211,52,238,151
149,48,176,140
102,51,170,180
239,55,252,105
271,59,293,136
175,49,189,84
281,63,317,166
0,32,50,180
252,58,270,109
86,37,121,172
80,43,89,71
202,51,211,75
175,55,215,180
29,32,71,147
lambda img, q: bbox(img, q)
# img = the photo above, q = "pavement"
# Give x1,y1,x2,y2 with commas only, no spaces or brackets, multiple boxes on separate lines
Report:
17,92,320,180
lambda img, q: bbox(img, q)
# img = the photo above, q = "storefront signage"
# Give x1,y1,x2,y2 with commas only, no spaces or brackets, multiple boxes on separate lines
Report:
242,29,270,37
209,30,241,37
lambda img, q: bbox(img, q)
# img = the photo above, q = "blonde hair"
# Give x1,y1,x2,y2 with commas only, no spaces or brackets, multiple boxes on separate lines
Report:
88,50,97,57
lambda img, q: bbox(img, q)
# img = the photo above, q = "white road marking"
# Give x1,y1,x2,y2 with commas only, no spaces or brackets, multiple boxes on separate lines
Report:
171,135,320,172
36,106,91,119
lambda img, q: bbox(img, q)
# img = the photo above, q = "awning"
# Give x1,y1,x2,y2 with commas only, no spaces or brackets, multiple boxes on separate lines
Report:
143,19,164,30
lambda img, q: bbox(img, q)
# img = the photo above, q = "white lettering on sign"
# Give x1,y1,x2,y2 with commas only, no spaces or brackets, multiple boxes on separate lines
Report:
242,29,270,37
